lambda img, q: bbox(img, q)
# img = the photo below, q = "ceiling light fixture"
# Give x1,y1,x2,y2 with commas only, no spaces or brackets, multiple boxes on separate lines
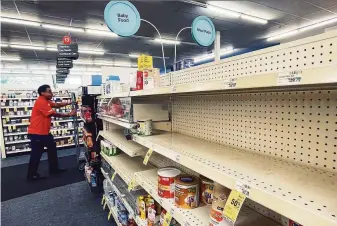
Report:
78,49,105,55
154,38,181,45
73,60,94,65
1,17,40,27
240,14,268,24
128,54,140,58
9,44,45,51
94,61,114,66
41,24,84,33
300,17,337,32
0,56,21,61
207,4,240,18
267,30,300,42
85,29,118,37
46,47,58,51
1,43,9,47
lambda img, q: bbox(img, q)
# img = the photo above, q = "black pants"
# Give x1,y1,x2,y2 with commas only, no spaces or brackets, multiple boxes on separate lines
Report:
27,134,59,178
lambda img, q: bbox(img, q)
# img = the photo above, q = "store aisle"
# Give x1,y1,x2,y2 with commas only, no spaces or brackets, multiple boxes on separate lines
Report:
1,181,114,226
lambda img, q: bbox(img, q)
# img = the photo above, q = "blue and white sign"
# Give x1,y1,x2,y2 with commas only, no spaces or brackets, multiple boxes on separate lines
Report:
191,16,216,47
104,1,141,37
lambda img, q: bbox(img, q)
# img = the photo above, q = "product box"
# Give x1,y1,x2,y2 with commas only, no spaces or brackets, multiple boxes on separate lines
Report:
143,68,160,90
136,71,143,90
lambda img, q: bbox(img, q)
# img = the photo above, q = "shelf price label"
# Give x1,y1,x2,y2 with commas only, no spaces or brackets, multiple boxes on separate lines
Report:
223,190,247,225
111,171,117,181
277,70,302,86
163,211,172,226
223,78,237,89
128,177,136,191
5,117,9,122
143,148,153,165
24,107,28,111
107,210,112,220
13,107,17,112
6,108,9,113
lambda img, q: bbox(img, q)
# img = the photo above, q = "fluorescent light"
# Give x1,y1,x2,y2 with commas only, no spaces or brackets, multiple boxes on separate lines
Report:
85,29,118,37
46,47,57,51
300,17,337,32
94,61,114,66
29,66,49,70
267,30,300,42
10,70,28,74
1,17,40,27
78,49,105,55
241,14,268,24
207,4,240,18
1,57,21,61
10,44,45,51
32,70,51,74
194,47,235,63
42,24,84,33
114,61,132,67
1,69,11,73
129,54,140,58
154,38,181,45
1,43,8,47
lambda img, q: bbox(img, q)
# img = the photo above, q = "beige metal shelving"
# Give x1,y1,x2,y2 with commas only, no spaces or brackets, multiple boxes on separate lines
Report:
98,130,147,157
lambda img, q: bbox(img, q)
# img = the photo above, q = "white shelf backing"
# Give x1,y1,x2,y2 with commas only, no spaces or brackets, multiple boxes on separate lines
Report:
99,130,147,157
100,152,155,188
135,169,281,226
133,133,337,226
103,194,123,226
97,114,137,129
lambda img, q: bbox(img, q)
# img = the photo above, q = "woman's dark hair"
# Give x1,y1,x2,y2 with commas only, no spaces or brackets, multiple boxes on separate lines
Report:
38,84,51,95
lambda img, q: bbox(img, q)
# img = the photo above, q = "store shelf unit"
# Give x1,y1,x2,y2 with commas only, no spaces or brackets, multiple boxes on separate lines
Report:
5,142,84,155
97,114,137,129
98,130,147,157
96,31,337,226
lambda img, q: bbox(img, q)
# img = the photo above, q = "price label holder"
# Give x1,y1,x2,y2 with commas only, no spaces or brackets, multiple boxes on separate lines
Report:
6,108,9,113
107,210,112,220
111,171,117,181
128,177,136,191
277,70,302,86
223,190,247,225
223,78,237,89
24,107,28,111
236,181,251,196
163,211,173,226
143,148,153,165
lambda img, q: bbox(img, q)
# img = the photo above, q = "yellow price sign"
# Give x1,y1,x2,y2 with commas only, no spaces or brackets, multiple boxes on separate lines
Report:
8,125,12,130
101,196,105,205
163,211,172,226
107,210,112,220
13,125,16,130
137,54,153,70
24,107,28,111
223,190,247,225
111,171,117,181
143,148,153,165
6,108,9,113
14,107,17,112
127,177,136,191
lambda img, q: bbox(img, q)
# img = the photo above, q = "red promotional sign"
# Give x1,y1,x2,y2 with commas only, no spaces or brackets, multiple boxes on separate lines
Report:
63,36,71,44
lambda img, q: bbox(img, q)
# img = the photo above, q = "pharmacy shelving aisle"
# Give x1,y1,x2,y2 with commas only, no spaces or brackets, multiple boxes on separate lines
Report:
95,30,337,226
0,91,84,158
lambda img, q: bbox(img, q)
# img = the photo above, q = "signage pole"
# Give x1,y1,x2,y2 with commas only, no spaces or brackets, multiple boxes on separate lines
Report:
141,19,166,74
214,31,221,62
174,27,191,71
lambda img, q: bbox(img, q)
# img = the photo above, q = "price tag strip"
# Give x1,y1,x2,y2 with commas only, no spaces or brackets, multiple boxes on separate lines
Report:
223,78,237,89
277,70,302,86
223,190,247,225
143,149,153,165
111,171,117,181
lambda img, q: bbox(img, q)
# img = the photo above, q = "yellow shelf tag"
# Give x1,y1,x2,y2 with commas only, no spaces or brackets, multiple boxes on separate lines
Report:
223,190,247,225
24,107,28,111
163,211,172,226
8,126,12,130
101,196,105,205
111,171,117,181
107,210,112,220
14,108,17,112
143,148,153,165
127,177,136,191
5,117,9,122
6,108,9,113
13,125,16,130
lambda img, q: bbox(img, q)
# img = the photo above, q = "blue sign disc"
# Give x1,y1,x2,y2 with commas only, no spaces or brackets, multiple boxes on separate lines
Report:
191,16,216,47
104,1,141,37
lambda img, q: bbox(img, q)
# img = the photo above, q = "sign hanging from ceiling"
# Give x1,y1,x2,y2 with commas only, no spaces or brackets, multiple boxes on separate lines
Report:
104,1,141,37
57,43,79,59
191,16,216,47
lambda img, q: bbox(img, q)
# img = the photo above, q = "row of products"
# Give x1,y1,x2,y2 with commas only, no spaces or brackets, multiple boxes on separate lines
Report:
4,134,29,143
157,167,231,226
80,106,93,122
100,139,120,156
51,122,84,130
1,91,38,99
3,118,30,125
3,126,27,134
2,110,32,117
5,143,30,153
1,100,35,107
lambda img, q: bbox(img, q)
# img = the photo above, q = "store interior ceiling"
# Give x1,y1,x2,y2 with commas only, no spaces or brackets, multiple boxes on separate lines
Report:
1,0,337,69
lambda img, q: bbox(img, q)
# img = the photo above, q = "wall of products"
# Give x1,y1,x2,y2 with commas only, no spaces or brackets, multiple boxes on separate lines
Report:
0,90,84,158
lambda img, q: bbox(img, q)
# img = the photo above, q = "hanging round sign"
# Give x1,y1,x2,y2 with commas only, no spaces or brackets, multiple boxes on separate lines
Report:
191,16,216,47
104,1,141,37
